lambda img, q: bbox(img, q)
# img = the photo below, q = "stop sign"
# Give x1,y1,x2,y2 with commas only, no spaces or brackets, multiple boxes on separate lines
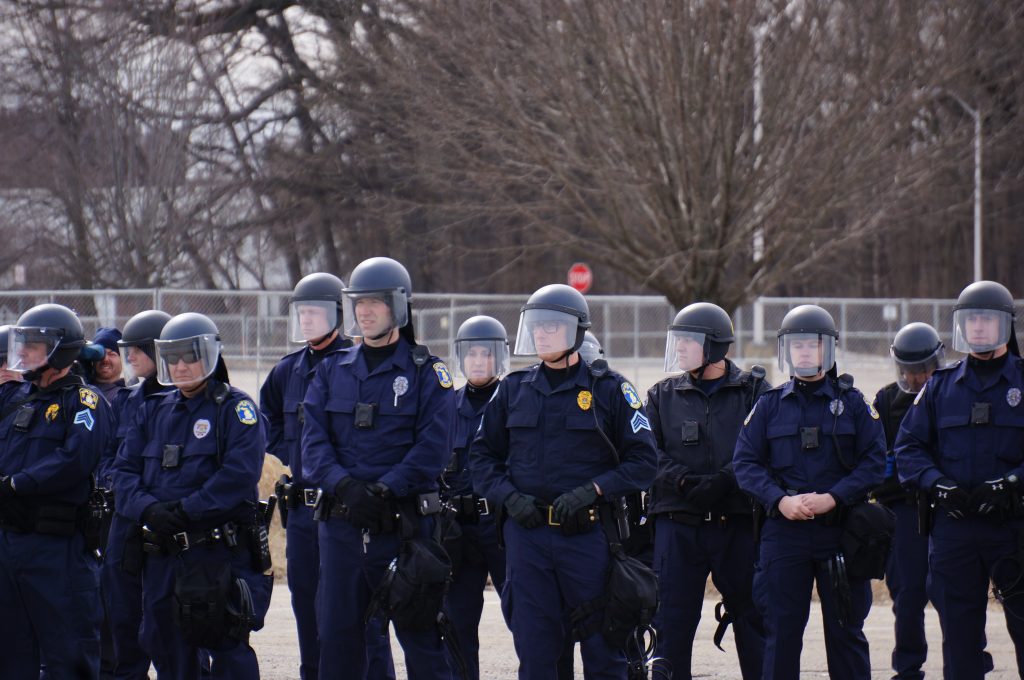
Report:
567,262,593,293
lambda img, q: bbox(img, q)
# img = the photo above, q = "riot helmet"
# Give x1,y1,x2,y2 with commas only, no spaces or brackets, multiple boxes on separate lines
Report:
777,305,838,378
118,310,172,382
579,331,604,364
289,272,345,344
8,304,86,379
891,322,944,393
513,284,591,358
342,257,412,341
0,325,9,366
664,302,735,372
154,313,222,388
952,280,1017,355
453,315,510,384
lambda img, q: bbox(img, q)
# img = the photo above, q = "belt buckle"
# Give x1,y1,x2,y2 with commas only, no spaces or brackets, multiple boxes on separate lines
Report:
547,506,560,527
304,488,321,507
703,511,713,522
476,497,490,516
173,532,190,551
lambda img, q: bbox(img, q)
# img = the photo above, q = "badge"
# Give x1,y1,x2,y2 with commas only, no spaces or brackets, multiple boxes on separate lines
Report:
744,402,757,426
45,404,59,423
577,390,593,411
393,376,409,407
1009,388,1022,408
630,410,651,433
193,418,211,439
79,388,99,410
235,400,258,425
621,382,642,409
433,362,453,389
74,409,95,431
864,395,880,420
829,399,845,416
914,383,926,406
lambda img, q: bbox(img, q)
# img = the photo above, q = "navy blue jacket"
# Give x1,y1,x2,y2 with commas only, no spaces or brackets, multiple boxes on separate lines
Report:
470,361,657,507
260,335,351,486
301,337,454,498
446,386,489,497
733,376,885,512
896,355,1024,492
95,385,133,489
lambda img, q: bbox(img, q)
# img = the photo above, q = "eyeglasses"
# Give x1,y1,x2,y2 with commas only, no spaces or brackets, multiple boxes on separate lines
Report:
163,349,201,365
530,321,564,334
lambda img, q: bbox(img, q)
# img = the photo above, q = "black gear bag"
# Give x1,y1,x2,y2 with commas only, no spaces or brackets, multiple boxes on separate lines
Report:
840,501,896,581
173,560,256,650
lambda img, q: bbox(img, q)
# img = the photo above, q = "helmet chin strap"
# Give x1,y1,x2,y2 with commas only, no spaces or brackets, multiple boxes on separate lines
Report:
368,326,395,343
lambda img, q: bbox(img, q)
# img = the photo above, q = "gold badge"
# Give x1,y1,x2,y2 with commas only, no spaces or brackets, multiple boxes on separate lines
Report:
79,388,99,410
577,390,593,411
45,404,60,423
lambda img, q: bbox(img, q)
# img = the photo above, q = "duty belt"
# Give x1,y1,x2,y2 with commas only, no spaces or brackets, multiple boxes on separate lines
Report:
666,511,732,528
538,503,599,535
141,522,249,556
450,494,490,523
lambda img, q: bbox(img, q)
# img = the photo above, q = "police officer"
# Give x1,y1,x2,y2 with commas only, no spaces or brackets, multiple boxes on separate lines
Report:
647,302,768,680
0,303,114,679
260,272,395,680
871,323,944,680
101,310,172,680
733,304,885,680
443,315,511,680
302,257,455,680
470,284,658,680
112,313,271,679
92,327,127,402
896,280,1024,679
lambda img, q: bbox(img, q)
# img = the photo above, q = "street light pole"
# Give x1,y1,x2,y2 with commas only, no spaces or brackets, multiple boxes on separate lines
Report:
936,90,982,282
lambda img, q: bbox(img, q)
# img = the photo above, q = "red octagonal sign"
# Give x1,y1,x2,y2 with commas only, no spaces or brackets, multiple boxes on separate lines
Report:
567,262,593,293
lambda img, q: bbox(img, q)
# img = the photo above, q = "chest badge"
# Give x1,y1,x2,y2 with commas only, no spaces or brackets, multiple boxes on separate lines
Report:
235,400,258,425
45,404,60,423
914,383,926,406
393,376,409,407
621,382,642,409
433,362,453,389
79,388,99,410
577,390,593,411
1009,388,1022,408
193,418,211,439
829,399,845,416
744,402,757,426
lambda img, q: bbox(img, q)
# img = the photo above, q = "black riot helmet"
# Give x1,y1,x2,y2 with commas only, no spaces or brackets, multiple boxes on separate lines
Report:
0,325,9,366
118,310,172,381
777,304,838,378
513,284,591,358
342,257,415,343
154,313,223,387
952,280,1019,356
289,272,345,344
664,302,735,373
578,331,604,364
8,303,86,380
891,322,944,393
454,315,510,382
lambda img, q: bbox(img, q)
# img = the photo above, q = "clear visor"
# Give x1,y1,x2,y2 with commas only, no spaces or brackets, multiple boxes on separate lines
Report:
778,332,837,378
514,308,580,357
7,327,62,373
893,347,944,394
454,339,510,382
953,308,1012,354
663,330,707,373
154,335,221,387
289,300,339,343
342,290,408,339
119,344,157,384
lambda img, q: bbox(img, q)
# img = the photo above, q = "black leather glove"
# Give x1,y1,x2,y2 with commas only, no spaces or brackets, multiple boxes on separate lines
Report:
870,475,906,505
552,484,599,524
970,477,1019,517
504,491,544,529
142,501,188,534
932,478,970,519
685,472,736,511
335,478,390,528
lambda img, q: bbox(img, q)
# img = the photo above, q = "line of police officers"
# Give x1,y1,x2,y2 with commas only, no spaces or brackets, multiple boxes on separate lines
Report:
0,267,1021,680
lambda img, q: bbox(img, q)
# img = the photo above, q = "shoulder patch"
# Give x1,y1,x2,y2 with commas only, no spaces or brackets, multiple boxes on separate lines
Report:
621,382,642,409
45,403,60,423
433,361,453,389
235,400,258,425
73,409,95,431
914,383,926,406
864,394,880,419
744,401,757,426
79,388,99,410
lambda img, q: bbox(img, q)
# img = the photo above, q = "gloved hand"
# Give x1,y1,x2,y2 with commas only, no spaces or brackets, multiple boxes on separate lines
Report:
504,491,544,529
685,472,736,511
932,478,969,519
335,478,390,528
142,501,188,535
870,475,906,505
552,484,599,524
970,477,1019,517
0,476,15,499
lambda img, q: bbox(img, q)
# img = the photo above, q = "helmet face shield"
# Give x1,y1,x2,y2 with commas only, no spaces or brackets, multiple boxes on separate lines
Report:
119,344,157,383
289,300,339,343
454,339,509,382
514,308,580,357
893,346,944,394
155,335,221,387
8,327,62,373
778,332,837,378
953,308,1012,354
664,330,707,373
342,290,408,339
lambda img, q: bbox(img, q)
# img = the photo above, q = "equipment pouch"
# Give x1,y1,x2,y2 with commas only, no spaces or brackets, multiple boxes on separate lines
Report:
247,523,273,573
600,552,659,649
368,538,452,632
840,501,896,580
416,492,442,516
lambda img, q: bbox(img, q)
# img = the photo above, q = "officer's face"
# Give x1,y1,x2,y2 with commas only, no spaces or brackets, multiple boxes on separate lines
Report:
355,297,393,337
17,341,49,370
94,348,122,382
126,345,156,379
788,337,822,371
674,335,704,372
463,345,496,386
168,352,205,388
900,368,931,393
532,321,570,360
965,311,1001,347
297,304,331,341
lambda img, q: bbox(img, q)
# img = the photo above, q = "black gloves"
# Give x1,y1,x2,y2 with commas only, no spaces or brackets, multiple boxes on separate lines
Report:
685,472,736,511
142,501,188,535
552,484,599,524
504,491,544,529
870,475,906,505
335,478,391,528
932,478,969,519
970,477,1019,517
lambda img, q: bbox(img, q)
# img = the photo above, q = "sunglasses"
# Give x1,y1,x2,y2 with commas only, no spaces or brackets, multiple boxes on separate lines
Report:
163,348,201,365
530,321,565,334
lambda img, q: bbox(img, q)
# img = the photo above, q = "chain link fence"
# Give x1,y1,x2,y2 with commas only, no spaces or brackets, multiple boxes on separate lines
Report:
0,290,1020,401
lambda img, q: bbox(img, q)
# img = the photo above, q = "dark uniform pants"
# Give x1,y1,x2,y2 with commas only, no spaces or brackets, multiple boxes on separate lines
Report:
652,514,764,680
0,531,102,680
754,519,871,680
102,512,151,679
883,501,929,679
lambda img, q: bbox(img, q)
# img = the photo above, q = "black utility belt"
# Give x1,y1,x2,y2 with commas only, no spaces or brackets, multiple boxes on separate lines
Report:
665,511,745,528
319,492,442,532
280,485,321,510
536,503,599,536
141,521,252,556
0,500,87,537
449,494,490,523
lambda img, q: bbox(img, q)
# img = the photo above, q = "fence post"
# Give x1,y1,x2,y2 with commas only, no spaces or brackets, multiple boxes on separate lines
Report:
753,297,765,345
